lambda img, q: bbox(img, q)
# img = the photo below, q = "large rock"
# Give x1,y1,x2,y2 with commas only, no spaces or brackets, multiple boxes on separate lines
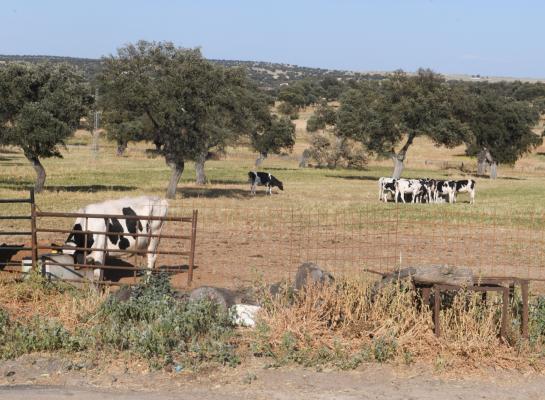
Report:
188,286,236,309
294,262,334,291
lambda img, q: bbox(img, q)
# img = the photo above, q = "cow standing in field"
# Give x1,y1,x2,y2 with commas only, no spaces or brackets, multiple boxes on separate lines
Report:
63,196,169,279
395,179,423,203
455,179,476,204
248,171,284,195
378,177,397,202
437,179,476,204
420,179,437,203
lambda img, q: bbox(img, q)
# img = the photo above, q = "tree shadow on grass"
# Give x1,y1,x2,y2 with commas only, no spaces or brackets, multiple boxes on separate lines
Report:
474,174,525,181
0,148,20,155
325,174,378,181
46,185,137,193
259,167,298,171
0,154,26,167
178,187,251,199
0,177,34,190
208,178,249,185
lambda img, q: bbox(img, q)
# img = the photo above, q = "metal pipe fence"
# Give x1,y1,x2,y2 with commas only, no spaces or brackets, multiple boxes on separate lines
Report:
0,191,197,287
0,190,36,272
33,209,198,286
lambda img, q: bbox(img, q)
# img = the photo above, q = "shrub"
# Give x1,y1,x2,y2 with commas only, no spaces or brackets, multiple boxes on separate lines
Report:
0,274,238,369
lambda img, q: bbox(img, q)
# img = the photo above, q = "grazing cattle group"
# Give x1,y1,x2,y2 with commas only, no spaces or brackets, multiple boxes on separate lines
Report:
379,177,476,204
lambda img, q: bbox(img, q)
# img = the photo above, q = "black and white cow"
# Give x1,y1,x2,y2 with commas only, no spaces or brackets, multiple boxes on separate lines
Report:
248,171,284,195
395,179,422,203
433,180,451,203
455,179,476,204
63,196,169,279
378,177,397,202
437,180,476,204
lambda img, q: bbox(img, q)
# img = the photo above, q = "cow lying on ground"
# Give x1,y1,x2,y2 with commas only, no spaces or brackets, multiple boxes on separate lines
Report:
63,196,169,279
248,171,284,195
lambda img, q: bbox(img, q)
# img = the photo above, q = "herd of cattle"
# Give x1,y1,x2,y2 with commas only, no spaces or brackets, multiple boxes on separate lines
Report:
379,177,476,204
247,170,476,205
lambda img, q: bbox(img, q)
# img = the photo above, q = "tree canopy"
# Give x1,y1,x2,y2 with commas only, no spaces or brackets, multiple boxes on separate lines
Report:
100,40,282,196
0,62,89,192
336,69,472,178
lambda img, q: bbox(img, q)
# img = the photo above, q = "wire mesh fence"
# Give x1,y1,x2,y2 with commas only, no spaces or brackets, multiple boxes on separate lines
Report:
166,205,545,287
3,194,545,288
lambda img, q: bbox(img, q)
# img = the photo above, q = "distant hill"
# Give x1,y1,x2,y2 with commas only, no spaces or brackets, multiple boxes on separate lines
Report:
0,54,386,89
1,54,541,88
0,54,102,81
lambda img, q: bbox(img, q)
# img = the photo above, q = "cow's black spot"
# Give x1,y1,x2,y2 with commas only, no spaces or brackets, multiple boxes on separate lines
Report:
123,207,143,237
67,223,94,265
67,223,84,248
118,237,130,250
107,217,124,245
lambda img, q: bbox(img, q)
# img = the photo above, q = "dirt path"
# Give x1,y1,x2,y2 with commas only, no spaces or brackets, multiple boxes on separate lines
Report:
1,355,544,400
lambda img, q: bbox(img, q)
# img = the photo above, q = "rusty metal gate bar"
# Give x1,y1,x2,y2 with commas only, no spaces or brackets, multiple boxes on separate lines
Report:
34,209,198,286
0,189,37,273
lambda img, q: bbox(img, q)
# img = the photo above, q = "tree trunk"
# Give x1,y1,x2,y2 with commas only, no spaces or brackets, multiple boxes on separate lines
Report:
195,151,208,185
392,156,405,179
166,160,184,199
27,155,46,193
116,141,127,157
299,149,311,168
92,130,100,155
391,133,415,179
477,159,487,175
255,152,267,167
477,147,493,176
490,162,498,179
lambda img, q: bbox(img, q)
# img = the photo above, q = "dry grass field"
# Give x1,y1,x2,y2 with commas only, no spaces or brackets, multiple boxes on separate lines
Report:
2,109,545,287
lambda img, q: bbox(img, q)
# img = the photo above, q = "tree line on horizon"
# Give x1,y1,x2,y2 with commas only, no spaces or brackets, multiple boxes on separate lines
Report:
1,41,544,196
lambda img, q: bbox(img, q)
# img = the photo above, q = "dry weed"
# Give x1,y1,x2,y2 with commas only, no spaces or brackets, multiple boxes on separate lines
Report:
0,273,107,331
254,278,545,371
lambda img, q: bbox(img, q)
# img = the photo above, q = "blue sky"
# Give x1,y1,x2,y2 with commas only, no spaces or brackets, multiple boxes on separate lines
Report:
1,0,544,78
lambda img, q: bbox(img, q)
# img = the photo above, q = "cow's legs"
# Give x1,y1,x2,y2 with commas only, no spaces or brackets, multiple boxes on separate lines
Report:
250,183,256,196
88,233,106,281
470,189,475,204
146,236,160,275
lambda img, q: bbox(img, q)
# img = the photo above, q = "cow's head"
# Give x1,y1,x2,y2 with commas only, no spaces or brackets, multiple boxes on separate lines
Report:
64,223,93,264
271,176,283,191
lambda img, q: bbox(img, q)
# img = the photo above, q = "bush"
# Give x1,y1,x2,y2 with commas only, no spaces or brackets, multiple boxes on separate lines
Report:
0,274,238,369
306,134,367,169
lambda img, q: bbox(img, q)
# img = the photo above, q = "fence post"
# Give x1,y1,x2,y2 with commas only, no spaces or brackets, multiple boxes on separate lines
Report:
187,209,198,286
30,189,38,271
